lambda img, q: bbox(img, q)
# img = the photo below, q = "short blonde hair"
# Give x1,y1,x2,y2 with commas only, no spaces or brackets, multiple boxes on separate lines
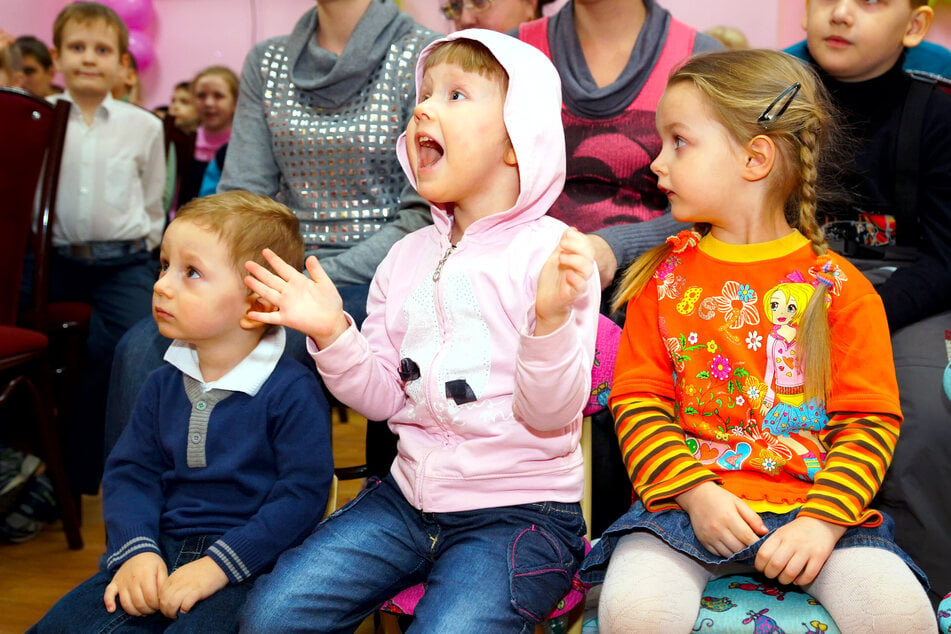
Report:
53,2,128,57
173,191,304,277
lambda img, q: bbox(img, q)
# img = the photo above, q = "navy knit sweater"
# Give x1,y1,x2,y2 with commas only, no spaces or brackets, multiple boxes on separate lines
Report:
102,357,332,583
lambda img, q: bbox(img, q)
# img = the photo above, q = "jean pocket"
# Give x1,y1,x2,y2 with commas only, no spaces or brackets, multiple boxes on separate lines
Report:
509,525,574,622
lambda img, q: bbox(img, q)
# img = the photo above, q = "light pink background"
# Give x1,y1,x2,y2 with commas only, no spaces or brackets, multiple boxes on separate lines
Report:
5,0,951,109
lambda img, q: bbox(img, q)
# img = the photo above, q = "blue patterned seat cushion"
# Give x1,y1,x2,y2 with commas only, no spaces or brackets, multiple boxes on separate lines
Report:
575,574,840,633
938,591,951,633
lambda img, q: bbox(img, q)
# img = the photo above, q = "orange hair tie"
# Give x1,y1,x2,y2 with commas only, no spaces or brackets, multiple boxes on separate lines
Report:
665,230,702,254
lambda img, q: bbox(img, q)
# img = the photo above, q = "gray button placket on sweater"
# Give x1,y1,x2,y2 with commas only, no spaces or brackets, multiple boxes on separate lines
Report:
183,376,234,468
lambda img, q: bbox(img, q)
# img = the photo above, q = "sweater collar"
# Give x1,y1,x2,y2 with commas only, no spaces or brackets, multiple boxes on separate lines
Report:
164,326,285,396
285,0,415,108
548,0,668,118
698,230,810,263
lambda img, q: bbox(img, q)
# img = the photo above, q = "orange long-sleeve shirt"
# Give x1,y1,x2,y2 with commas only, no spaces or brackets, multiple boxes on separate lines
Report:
612,232,901,527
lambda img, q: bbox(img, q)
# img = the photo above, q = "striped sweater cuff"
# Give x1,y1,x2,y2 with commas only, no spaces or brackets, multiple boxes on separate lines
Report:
106,535,161,571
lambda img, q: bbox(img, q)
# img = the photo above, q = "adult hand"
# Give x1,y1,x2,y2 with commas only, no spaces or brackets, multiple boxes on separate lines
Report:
586,233,618,291
676,481,768,557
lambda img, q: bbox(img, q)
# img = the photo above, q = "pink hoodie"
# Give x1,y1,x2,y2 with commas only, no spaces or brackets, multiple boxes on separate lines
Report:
311,29,600,512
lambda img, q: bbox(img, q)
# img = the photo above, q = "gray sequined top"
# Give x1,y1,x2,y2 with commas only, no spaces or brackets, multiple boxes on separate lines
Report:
220,3,438,284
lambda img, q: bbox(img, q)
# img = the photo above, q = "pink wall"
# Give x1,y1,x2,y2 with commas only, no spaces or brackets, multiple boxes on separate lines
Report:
5,0,951,110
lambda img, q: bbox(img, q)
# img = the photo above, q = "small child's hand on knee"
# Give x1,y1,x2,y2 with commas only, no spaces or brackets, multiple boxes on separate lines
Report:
104,552,168,616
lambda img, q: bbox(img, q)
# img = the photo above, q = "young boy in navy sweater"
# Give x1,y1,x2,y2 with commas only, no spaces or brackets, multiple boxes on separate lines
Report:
31,191,333,632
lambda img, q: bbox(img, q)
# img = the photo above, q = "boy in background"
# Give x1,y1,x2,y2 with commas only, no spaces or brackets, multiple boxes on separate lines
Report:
37,2,166,495
31,191,333,632
14,35,62,97
791,0,951,606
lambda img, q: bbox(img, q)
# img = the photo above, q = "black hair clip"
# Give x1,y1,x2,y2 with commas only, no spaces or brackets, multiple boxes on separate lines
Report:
757,82,801,126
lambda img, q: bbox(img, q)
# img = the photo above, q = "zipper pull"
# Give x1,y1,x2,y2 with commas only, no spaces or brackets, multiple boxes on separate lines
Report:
432,244,456,282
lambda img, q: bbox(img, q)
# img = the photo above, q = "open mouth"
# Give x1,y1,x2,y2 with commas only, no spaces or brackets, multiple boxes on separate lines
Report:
417,135,444,168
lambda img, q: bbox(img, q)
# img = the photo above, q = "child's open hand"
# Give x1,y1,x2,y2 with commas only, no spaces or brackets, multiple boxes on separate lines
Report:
244,249,350,349
103,552,168,616
754,515,846,585
158,556,229,619
676,481,769,557
535,228,595,336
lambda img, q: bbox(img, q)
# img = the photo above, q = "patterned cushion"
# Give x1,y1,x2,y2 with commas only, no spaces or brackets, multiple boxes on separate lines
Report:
938,591,951,633
576,574,840,633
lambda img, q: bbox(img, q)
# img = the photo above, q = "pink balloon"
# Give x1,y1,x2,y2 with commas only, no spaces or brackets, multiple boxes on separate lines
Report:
127,29,154,70
108,0,154,30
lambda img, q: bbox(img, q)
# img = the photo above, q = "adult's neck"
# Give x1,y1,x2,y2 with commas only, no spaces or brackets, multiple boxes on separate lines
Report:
572,0,646,87
316,0,375,55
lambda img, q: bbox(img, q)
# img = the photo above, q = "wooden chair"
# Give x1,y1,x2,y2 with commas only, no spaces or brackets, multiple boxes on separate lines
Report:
0,87,83,549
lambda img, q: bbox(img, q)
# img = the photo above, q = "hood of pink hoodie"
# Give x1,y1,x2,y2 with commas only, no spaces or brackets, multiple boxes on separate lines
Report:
396,28,566,239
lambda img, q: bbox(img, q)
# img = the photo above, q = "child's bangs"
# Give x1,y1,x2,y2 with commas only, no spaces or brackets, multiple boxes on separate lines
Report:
423,40,508,93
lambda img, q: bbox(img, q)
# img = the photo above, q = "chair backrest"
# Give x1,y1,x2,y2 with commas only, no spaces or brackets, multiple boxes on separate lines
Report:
0,88,70,329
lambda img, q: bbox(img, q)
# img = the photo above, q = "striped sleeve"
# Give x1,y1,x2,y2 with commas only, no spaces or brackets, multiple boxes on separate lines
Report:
799,412,900,527
613,394,721,510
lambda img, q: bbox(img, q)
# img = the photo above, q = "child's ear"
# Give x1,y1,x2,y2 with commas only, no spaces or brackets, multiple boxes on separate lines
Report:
742,135,776,182
239,294,275,330
903,5,933,48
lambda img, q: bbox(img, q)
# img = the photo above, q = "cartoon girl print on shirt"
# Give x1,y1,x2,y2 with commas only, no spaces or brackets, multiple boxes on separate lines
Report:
760,281,828,478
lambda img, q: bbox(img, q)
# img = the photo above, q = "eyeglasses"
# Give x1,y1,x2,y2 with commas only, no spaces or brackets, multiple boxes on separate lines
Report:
440,0,495,21
758,82,801,126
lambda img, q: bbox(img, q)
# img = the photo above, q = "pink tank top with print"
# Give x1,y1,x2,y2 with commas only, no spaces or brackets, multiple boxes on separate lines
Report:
519,17,695,233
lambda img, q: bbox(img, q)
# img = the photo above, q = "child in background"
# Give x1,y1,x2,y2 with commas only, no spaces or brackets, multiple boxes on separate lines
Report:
168,80,199,133
0,34,23,87
240,29,600,632
13,35,61,97
30,191,333,633
110,50,139,104
180,65,238,205
787,0,951,605
582,49,935,632
34,1,165,495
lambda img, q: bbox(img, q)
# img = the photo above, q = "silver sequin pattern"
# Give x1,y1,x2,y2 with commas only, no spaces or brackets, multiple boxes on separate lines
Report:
260,29,429,251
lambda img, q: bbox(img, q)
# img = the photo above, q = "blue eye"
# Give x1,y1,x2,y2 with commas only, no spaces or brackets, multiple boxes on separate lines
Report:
186,267,201,279
674,136,686,149
449,90,465,101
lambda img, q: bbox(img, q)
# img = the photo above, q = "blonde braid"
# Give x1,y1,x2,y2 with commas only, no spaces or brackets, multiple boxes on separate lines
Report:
796,125,828,256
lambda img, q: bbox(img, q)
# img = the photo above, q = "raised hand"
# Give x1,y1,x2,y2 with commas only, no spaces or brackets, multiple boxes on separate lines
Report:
103,552,168,617
754,515,846,585
244,249,350,349
676,481,769,557
158,556,229,619
535,228,595,336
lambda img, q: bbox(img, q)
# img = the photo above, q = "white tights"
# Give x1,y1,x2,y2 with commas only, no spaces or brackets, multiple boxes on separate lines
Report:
597,531,936,633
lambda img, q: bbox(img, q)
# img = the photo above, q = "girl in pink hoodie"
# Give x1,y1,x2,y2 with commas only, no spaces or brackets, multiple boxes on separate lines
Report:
241,28,600,632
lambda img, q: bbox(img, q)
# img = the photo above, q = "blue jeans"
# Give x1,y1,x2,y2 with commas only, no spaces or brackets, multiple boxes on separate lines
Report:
29,534,255,633
104,284,370,460
240,477,586,633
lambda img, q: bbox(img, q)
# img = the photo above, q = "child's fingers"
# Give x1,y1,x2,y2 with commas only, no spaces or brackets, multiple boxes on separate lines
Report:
304,255,330,284
103,582,119,613
243,274,281,304
247,307,283,326
244,259,285,291
259,248,300,280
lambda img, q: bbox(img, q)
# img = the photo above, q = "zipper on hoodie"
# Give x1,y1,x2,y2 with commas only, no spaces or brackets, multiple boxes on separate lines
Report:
432,244,456,282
